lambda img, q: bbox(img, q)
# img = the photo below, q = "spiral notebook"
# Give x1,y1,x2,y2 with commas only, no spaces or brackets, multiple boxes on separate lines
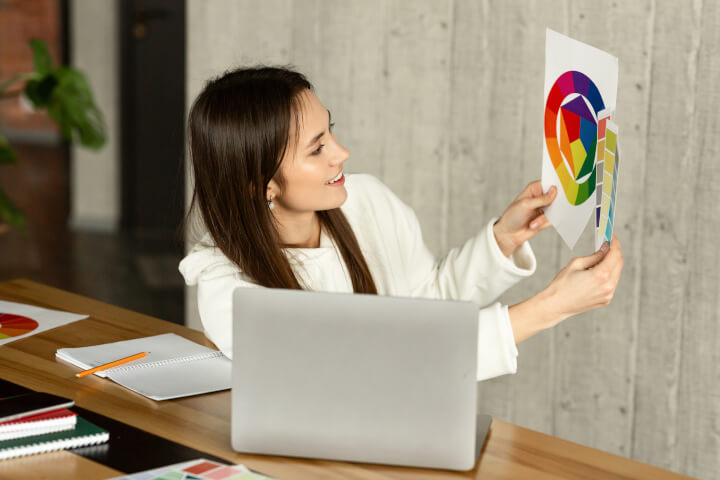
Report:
56,333,232,401
0,416,108,460
0,408,77,441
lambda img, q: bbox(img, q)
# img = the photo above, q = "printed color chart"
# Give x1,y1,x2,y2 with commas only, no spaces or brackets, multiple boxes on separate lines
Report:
109,458,273,480
0,300,86,346
0,313,38,339
541,29,618,250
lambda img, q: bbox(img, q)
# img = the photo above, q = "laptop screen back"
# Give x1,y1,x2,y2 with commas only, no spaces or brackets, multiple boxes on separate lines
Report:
231,288,479,470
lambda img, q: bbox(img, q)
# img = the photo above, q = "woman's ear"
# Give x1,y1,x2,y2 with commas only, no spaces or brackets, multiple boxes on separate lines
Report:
266,178,280,201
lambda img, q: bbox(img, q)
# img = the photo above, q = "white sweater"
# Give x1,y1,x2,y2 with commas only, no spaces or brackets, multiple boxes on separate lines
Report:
178,174,537,381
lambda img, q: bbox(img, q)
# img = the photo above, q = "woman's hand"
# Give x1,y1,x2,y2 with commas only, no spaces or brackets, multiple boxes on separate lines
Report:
508,235,624,343
493,181,557,257
542,235,624,323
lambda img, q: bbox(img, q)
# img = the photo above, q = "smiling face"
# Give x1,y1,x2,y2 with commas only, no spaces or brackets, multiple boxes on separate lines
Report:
266,89,349,215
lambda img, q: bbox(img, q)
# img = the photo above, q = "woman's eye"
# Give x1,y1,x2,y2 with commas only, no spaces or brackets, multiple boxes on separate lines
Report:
311,144,325,155
329,122,335,132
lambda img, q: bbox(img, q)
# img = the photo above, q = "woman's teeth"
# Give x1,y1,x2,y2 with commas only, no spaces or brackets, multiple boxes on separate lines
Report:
326,172,343,184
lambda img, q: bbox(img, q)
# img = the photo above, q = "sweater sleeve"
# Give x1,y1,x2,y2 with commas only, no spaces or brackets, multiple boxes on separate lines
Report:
196,271,259,359
476,303,519,381
179,243,259,359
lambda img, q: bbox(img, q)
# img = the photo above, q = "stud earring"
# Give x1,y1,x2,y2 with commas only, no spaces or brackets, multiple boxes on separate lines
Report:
267,198,275,210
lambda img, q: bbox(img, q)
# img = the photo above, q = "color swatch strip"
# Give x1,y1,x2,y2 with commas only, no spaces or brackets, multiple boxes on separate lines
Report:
595,119,620,250
109,458,274,480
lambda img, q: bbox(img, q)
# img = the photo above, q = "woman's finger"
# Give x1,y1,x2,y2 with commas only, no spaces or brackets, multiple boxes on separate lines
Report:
525,186,557,210
570,242,609,270
529,213,552,230
537,216,553,230
518,180,543,200
595,237,622,271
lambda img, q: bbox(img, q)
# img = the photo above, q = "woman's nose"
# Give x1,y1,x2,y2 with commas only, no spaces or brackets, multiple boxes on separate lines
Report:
332,140,350,165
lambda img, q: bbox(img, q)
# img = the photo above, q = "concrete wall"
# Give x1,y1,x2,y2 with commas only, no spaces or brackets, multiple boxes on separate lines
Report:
69,0,120,232
186,1,720,477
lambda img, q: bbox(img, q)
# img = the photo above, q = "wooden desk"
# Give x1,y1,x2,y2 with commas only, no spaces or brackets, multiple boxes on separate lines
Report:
0,279,690,480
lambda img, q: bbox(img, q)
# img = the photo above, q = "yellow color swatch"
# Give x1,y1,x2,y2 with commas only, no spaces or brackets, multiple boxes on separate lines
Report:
603,173,613,195
606,129,617,153
602,192,611,213
605,151,615,175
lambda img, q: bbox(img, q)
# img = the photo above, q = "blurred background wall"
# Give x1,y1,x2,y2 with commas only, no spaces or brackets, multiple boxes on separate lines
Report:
0,0,186,322
186,1,719,478
70,0,119,231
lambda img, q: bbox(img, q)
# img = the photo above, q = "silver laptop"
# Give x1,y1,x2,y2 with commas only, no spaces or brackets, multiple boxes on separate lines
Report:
231,287,492,471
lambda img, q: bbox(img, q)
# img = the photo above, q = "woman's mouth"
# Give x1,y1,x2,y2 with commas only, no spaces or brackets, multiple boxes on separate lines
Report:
326,171,345,186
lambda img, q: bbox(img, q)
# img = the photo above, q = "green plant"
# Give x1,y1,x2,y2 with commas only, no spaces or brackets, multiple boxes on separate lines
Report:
0,39,106,230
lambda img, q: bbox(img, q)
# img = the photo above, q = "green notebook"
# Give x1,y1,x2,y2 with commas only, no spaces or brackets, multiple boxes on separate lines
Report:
0,416,109,460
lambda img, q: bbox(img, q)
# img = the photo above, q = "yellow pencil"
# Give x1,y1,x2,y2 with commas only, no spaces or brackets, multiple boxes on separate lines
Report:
75,352,148,378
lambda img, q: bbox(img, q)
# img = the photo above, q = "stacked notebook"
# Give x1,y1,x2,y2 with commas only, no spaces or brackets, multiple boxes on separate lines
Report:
0,392,108,460
0,407,77,441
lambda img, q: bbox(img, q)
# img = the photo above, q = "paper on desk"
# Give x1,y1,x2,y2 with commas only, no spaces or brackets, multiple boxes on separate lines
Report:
56,333,232,401
0,300,87,346
107,458,275,480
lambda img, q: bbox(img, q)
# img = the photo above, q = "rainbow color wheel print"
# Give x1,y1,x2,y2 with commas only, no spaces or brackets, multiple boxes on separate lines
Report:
544,71,606,206
0,313,39,339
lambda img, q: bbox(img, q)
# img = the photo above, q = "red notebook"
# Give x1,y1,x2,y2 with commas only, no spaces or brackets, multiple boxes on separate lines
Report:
0,408,77,441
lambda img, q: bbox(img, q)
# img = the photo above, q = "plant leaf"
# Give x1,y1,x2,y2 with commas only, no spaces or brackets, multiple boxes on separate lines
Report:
30,39,53,76
0,186,25,231
0,135,18,164
47,67,106,149
24,75,58,108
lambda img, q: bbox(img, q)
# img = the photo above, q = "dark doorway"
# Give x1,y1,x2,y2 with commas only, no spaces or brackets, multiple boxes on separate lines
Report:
120,0,185,241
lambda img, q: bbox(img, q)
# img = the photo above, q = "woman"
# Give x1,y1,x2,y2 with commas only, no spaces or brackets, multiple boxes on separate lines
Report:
178,66,623,381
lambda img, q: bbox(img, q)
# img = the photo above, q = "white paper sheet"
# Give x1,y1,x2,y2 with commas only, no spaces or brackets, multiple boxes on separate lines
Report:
542,29,618,250
0,300,87,346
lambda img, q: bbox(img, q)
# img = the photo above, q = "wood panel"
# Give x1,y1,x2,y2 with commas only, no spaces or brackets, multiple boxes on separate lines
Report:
381,0,453,256
186,0,293,103
605,0,656,462
675,1,720,477
632,0,700,474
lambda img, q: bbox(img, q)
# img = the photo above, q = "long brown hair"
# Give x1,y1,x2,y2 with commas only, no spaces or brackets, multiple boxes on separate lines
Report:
186,66,377,294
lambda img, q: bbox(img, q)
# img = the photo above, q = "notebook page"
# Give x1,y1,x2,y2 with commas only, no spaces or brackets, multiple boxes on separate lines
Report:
56,333,219,378
106,355,231,401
